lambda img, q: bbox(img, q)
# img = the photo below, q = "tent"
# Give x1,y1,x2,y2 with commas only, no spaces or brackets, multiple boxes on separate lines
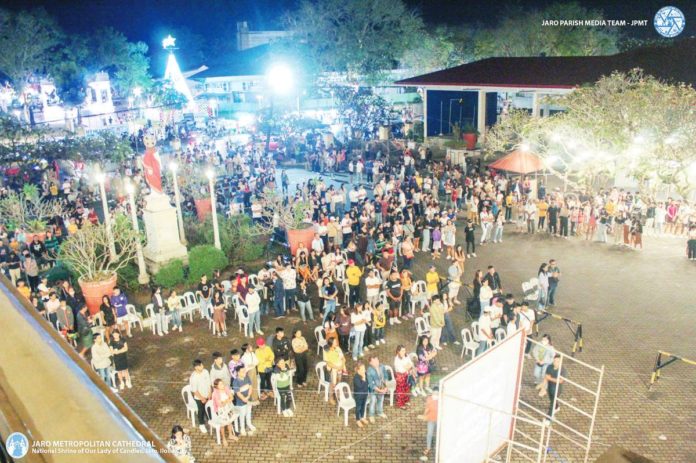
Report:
488,149,545,174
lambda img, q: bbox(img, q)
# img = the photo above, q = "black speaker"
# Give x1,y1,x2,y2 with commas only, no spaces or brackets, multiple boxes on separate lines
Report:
594,446,655,463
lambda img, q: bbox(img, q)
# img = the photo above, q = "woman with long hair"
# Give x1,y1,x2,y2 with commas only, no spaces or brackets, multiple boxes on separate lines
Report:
99,295,117,343
393,345,415,408
454,245,466,275
291,329,309,387
166,425,195,463
211,378,239,446
415,336,437,396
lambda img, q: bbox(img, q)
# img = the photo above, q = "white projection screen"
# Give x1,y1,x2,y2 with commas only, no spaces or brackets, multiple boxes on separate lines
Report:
436,329,527,463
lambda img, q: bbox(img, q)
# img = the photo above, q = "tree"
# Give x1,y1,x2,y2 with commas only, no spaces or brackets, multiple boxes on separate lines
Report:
400,26,458,74
474,2,618,59
285,0,424,82
483,70,696,197
0,8,62,92
90,27,152,96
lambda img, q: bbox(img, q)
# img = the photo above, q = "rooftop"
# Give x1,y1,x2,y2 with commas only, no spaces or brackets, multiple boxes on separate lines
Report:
395,38,696,89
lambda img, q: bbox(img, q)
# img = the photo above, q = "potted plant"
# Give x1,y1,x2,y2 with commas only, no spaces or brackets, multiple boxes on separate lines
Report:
58,214,140,314
462,124,480,150
0,189,62,242
255,187,314,255
191,184,212,222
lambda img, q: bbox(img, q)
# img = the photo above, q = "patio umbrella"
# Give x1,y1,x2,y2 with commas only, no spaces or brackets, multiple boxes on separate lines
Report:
488,149,545,174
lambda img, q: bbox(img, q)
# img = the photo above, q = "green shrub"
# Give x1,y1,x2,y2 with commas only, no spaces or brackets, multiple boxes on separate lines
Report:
239,242,265,262
444,139,468,149
45,261,72,285
187,245,228,283
117,263,140,291
154,260,185,288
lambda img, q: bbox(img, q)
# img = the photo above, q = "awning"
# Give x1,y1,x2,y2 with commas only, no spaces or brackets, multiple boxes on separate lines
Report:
488,149,545,174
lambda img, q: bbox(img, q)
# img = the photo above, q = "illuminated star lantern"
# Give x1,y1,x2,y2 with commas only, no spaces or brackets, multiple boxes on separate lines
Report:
162,35,176,50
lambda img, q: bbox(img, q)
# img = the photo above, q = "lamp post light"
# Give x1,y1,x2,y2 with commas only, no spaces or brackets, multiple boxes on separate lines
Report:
265,63,294,153
206,169,221,250
169,161,186,245
125,180,149,285
95,170,117,261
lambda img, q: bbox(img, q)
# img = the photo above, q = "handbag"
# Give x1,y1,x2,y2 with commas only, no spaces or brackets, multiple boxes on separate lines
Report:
416,360,429,375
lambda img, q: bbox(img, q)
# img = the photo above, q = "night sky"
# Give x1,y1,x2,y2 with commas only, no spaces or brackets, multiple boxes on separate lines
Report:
1,0,694,61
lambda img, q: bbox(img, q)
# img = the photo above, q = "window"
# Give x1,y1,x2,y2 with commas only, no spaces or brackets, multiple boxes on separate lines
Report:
90,88,97,103
101,89,108,103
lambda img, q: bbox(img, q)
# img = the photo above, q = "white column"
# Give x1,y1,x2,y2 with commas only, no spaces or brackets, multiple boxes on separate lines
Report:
532,92,541,117
207,170,221,250
169,162,187,244
477,90,487,142
125,182,149,285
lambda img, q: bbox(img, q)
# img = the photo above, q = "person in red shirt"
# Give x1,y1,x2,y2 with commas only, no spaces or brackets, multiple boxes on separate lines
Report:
419,387,439,456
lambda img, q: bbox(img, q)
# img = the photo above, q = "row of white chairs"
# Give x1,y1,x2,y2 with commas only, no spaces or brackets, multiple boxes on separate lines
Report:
460,322,507,359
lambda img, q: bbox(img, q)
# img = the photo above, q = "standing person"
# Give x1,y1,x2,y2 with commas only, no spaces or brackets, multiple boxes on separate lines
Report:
415,336,437,395
323,337,347,405
272,272,286,319
537,263,549,310
99,295,117,343
688,226,696,261
393,345,414,408
371,303,386,345
547,259,561,307
256,338,275,401
428,297,445,350
446,261,462,305
353,362,369,427
418,388,439,458
76,305,94,358
365,269,381,307
189,359,211,433
210,352,231,387
211,289,227,337
321,277,338,322
281,264,297,313
630,217,643,250
111,287,130,337
532,335,555,388
245,286,263,335
240,343,260,404
335,307,351,352
271,327,291,362
545,355,565,420
106,332,131,393
196,275,213,320
291,329,309,387
233,366,256,435
351,304,368,361
91,334,116,392
464,220,476,258
151,287,169,337
346,259,363,307
167,290,183,332
385,270,403,325
366,355,388,423
295,280,314,322
492,212,505,243
476,307,494,355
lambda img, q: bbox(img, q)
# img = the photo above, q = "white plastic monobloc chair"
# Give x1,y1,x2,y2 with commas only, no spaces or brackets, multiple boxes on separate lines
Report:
183,292,201,318
315,361,330,402
124,304,144,332
144,304,158,334
342,280,350,305
236,305,249,337
335,382,356,427
414,317,431,345
205,401,236,445
383,365,397,407
471,321,480,342
410,280,429,314
495,328,507,344
181,385,198,428
179,295,195,322
314,325,327,355
460,328,478,359
271,372,296,414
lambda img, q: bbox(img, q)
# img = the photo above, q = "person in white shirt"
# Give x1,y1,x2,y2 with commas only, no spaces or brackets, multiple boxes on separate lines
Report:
311,233,324,254
365,270,381,307
241,343,260,403
350,304,368,361
489,298,503,334
210,351,231,386
476,307,494,356
189,359,212,433
341,214,353,242
245,287,263,335
281,265,297,312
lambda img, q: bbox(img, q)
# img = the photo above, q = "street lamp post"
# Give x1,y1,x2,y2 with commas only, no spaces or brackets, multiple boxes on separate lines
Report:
206,169,221,250
95,171,117,261
169,162,187,245
125,181,149,285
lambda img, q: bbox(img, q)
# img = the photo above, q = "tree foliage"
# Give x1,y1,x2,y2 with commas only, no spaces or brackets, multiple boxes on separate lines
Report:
285,0,424,81
474,2,618,59
400,25,475,74
483,70,696,197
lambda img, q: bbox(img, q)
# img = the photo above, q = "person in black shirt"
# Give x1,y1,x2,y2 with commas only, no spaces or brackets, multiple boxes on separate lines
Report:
482,266,502,294
271,327,290,361
6,250,21,287
196,275,212,319
29,236,47,267
545,355,565,420
464,220,476,257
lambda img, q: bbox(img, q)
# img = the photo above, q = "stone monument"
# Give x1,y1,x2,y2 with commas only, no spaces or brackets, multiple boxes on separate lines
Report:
141,133,188,272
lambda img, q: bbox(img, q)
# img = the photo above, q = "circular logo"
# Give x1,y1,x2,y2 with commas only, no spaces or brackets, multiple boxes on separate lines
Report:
5,432,29,459
654,6,686,37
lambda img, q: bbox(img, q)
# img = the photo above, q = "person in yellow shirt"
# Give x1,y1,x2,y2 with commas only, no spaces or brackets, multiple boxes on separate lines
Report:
323,337,346,405
16,280,31,299
345,259,363,307
371,302,387,345
401,269,413,317
67,218,79,235
255,338,275,401
425,265,440,299
537,200,549,231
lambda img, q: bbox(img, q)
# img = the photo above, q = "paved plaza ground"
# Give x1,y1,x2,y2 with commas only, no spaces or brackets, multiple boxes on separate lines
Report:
120,222,696,463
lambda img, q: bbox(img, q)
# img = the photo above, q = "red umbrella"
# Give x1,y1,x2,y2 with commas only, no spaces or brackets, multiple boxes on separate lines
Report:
488,149,545,174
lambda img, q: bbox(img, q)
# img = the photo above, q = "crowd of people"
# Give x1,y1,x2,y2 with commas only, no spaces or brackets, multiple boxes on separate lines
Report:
0,123,692,461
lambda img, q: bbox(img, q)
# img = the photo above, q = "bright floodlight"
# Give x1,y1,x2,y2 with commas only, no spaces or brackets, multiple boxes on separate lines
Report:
519,142,530,152
133,86,143,98
206,169,215,180
95,172,106,184
125,180,134,195
169,161,178,172
266,63,294,95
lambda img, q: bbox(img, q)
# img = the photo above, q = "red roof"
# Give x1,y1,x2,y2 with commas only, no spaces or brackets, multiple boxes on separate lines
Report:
395,39,696,89
488,150,545,175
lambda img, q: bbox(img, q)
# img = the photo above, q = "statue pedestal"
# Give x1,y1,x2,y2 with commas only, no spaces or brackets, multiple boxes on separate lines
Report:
143,193,188,273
